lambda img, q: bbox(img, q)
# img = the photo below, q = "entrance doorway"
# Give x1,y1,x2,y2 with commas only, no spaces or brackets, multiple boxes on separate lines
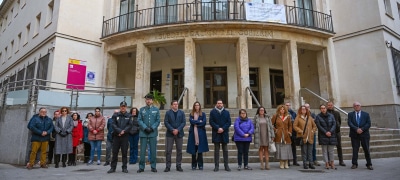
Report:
249,68,260,107
270,69,284,108
150,71,162,93
172,69,184,108
204,67,227,108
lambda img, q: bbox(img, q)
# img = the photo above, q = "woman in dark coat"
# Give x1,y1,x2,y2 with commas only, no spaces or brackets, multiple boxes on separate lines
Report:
186,101,209,170
54,107,74,168
315,104,337,170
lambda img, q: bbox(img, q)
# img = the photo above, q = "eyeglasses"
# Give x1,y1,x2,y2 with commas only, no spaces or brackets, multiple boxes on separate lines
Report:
62,110,67,112
95,111,100,112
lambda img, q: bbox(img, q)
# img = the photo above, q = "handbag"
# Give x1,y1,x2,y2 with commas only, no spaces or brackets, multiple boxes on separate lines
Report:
295,116,309,146
269,142,276,153
76,143,84,154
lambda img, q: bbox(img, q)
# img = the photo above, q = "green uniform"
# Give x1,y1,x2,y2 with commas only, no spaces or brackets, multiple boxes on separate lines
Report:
138,105,160,170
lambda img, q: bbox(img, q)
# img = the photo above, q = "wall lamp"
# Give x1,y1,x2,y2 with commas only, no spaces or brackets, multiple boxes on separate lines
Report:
48,42,55,53
386,40,392,48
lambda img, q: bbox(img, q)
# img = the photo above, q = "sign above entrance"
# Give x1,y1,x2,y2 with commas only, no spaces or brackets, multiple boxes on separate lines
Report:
245,2,287,24
156,29,273,40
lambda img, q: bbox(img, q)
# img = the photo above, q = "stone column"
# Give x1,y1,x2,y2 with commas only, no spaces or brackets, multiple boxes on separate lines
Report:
282,40,301,109
184,37,197,109
317,39,341,103
236,37,251,109
104,52,117,88
134,43,151,108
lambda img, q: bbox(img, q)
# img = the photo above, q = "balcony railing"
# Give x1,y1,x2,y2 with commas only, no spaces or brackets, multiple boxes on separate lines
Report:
102,1,334,38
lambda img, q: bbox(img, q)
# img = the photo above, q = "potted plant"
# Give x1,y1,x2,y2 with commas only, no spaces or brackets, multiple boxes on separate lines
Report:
151,89,166,109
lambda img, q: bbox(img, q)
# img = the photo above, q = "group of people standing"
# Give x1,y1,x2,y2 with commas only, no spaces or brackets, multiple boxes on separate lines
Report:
26,96,373,172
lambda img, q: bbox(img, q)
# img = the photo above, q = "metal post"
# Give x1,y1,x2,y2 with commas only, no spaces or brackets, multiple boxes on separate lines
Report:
329,10,334,32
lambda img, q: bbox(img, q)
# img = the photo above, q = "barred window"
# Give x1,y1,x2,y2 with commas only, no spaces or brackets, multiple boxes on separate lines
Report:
391,47,400,94
16,68,25,90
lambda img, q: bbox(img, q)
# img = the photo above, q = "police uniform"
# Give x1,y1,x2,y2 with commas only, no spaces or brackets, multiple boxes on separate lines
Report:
137,95,160,172
109,102,133,172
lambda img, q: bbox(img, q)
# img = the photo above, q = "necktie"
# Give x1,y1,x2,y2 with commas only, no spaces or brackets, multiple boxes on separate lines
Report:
356,112,360,126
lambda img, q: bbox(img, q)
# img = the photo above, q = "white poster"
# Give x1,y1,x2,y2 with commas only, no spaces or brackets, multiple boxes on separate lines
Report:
245,2,287,24
86,71,96,84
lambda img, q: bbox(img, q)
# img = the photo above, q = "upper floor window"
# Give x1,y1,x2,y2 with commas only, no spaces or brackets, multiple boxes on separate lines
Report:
202,0,229,21
154,0,178,25
24,23,30,45
46,0,54,26
397,3,400,19
11,40,14,55
16,33,21,53
384,0,393,17
252,0,275,4
297,0,314,26
34,13,41,37
119,0,135,31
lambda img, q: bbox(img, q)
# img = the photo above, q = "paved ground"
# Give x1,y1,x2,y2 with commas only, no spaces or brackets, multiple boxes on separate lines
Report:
1,158,399,180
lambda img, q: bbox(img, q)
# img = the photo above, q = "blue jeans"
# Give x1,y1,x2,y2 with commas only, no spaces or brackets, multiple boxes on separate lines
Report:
89,140,102,161
128,133,139,163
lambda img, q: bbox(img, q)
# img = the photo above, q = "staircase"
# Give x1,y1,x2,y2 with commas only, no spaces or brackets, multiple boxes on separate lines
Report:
77,108,400,163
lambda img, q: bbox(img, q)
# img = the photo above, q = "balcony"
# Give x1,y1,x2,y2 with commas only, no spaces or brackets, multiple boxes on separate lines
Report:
102,1,334,38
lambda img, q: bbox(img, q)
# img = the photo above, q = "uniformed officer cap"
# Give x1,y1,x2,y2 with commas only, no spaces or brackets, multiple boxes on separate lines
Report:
144,94,153,100
120,101,127,107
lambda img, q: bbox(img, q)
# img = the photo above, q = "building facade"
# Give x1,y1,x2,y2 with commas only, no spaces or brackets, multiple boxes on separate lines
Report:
331,0,400,129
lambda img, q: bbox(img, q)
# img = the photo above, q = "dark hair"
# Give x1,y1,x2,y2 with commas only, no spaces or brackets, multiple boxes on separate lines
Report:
95,107,101,111
38,107,46,112
320,104,327,109
86,113,94,119
256,106,266,115
71,113,80,120
171,100,178,105
239,109,247,119
130,107,139,117
216,99,223,104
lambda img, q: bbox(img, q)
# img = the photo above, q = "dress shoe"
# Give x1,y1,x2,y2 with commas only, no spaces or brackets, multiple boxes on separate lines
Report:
47,161,52,164
55,163,59,168
225,166,231,172
103,162,110,166
176,166,183,172
164,167,170,172
339,161,346,166
303,164,309,169
151,168,157,172
309,164,315,169
107,168,116,173
137,169,144,173
351,164,358,169
367,165,374,170
293,163,300,166
72,162,76,166
40,164,48,168
62,162,66,167
122,169,128,173
213,167,219,172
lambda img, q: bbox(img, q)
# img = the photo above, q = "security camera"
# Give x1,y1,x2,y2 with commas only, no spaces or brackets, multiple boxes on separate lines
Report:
386,40,392,48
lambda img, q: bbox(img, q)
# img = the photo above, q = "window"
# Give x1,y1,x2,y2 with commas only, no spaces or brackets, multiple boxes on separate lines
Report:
16,68,25,90
34,13,41,37
26,62,36,80
16,33,21,53
8,74,16,91
384,0,393,17
391,47,400,94
24,24,30,45
0,52,2,64
10,40,14,55
5,47,8,60
397,3,400,19
119,0,135,31
10,8,14,19
154,0,177,25
297,0,314,26
252,0,275,4
37,54,49,89
4,15,8,28
46,0,54,26
202,0,229,21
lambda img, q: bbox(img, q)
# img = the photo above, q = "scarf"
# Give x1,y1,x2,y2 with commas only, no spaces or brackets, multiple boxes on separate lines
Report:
73,120,78,127
215,106,224,114
193,112,199,145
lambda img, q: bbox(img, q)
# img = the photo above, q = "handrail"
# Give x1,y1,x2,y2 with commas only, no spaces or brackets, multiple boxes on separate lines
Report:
299,88,348,115
178,87,188,105
102,1,334,37
245,87,261,108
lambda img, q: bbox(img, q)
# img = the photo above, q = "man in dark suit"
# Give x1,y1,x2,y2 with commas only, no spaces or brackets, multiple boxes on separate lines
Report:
209,99,231,172
347,102,373,170
163,100,186,172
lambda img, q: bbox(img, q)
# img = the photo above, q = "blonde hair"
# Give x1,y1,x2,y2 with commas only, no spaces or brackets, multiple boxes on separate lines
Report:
275,104,288,117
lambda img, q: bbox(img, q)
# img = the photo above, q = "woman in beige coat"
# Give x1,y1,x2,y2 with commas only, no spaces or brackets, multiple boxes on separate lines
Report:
294,105,317,169
253,106,275,170
271,104,293,169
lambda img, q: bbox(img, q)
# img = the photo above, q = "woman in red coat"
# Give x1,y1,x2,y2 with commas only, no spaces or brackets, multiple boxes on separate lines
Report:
69,112,83,166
